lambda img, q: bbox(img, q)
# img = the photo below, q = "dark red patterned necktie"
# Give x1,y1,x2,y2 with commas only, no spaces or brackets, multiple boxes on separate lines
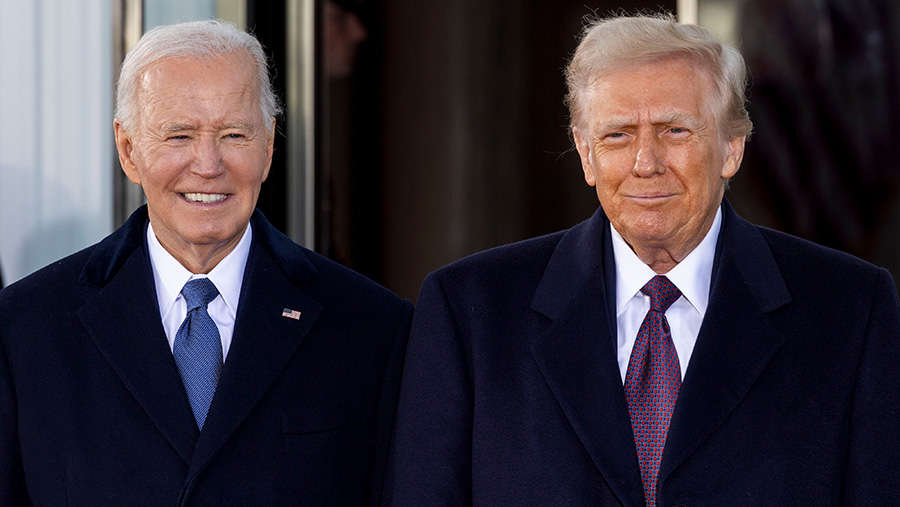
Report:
624,275,683,507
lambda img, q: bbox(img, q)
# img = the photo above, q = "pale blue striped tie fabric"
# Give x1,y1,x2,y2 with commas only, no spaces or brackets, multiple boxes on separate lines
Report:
173,278,222,431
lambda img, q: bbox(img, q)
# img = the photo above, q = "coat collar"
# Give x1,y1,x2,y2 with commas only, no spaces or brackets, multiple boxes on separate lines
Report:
78,206,319,289
529,206,645,506
78,206,151,288
529,200,792,504
658,200,790,490
530,206,612,322
78,206,324,476
186,221,324,478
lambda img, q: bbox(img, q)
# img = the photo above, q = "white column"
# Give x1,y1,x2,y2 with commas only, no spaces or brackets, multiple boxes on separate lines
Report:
0,0,113,285
678,0,699,25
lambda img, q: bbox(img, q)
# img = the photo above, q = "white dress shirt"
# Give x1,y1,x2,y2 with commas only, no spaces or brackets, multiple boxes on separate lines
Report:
611,206,722,382
146,222,252,362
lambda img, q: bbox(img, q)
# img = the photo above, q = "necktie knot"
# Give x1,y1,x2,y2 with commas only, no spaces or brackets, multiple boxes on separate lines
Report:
641,275,681,313
182,278,219,311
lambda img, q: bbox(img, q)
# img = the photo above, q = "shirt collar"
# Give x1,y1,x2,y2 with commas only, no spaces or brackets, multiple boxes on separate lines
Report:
147,221,252,321
611,205,722,316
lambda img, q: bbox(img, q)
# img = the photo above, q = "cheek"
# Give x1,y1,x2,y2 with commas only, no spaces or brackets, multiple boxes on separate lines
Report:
137,158,191,195
672,148,712,182
682,162,726,209
227,150,271,183
590,169,620,207
592,154,630,191
663,141,702,167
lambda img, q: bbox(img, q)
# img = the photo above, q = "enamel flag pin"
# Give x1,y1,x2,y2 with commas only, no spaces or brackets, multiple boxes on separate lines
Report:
282,308,301,320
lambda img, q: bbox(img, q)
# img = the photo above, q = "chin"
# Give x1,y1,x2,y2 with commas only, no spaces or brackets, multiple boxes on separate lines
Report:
627,221,678,244
179,222,239,246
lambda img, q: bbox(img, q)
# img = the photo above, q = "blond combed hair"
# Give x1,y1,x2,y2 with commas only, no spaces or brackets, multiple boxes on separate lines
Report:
565,13,752,140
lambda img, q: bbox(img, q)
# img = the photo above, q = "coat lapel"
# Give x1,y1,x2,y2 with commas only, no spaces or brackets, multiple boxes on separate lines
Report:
658,202,792,487
529,209,646,507
186,213,322,478
529,202,794,503
76,208,326,476
77,209,199,464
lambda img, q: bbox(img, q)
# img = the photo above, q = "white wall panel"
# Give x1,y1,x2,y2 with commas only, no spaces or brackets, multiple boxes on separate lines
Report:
0,0,113,285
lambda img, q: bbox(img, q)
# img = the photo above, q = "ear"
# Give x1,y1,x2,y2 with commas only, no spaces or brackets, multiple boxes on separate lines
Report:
721,135,746,179
573,127,597,187
261,116,276,183
114,120,142,185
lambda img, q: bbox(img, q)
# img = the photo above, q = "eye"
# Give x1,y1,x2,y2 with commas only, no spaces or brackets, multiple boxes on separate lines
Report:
666,127,689,137
602,131,630,142
166,135,190,141
601,131,630,145
224,133,246,140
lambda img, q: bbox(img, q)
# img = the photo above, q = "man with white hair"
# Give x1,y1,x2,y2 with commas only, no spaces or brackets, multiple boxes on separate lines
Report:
0,20,411,505
385,14,900,506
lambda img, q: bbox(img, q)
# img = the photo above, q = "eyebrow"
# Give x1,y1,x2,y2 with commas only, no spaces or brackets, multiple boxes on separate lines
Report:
160,121,256,133
594,112,701,134
595,117,634,133
162,123,195,133
222,122,255,131
653,112,700,127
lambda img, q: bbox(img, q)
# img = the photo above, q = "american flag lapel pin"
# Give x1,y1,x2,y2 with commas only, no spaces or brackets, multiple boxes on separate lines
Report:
282,308,302,320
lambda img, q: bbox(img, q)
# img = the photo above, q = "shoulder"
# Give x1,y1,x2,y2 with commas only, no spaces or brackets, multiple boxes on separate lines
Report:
0,245,96,309
305,248,409,309
0,245,100,354
251,216,411,326
747,225,896,323
252,209,406,305
427,229,567,295
412,227,582,331
721,202,891,302
428,208,608,296
757,226,888,287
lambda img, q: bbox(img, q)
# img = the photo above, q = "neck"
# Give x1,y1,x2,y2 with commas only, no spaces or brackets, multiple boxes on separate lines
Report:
632,246,682,274
170,246,231,274
151,229,245,275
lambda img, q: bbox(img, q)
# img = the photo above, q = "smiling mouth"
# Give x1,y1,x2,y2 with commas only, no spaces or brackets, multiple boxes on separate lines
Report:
182,192,228,203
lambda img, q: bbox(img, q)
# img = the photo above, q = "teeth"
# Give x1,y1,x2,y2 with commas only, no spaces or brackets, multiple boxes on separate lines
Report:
183,193,227,203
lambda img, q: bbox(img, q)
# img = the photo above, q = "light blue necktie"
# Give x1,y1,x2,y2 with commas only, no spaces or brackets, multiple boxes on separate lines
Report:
173,278,222,431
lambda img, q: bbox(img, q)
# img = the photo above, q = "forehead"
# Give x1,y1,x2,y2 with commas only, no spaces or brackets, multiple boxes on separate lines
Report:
136,52,260,121
584,57,718,124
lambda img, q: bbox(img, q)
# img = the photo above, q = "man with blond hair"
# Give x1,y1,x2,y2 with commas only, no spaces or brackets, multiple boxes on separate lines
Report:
385,14,900,507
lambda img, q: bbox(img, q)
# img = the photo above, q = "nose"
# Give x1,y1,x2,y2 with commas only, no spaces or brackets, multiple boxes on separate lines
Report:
191,137,225,178
633,130,664,177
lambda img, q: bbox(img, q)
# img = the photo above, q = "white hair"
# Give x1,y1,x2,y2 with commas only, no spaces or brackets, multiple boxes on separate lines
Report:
115,19,281,132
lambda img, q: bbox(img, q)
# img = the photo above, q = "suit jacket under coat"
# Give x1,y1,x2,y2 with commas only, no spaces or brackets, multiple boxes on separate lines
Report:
0,206,413,506
384,200,900,506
